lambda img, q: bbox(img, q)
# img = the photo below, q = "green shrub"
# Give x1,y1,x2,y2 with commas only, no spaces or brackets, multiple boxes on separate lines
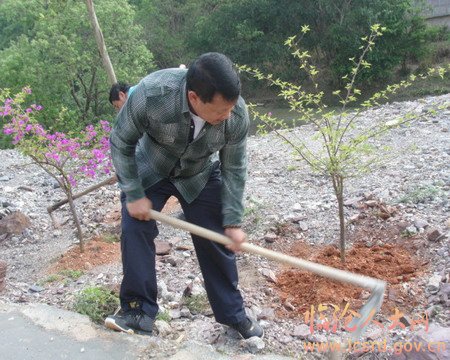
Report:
38,274,60,285
102,232,120,244
155,310,171,322
182,294,209,315
287,165,298,171
398,185,441,204
38,269,84,286
59,269,84,280
73,287,119,324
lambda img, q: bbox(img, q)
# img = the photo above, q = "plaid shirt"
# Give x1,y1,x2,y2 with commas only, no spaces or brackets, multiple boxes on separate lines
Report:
110,68,249,226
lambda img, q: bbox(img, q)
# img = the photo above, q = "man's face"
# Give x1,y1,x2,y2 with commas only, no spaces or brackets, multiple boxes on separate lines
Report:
112,91,128,111
188,91,236,125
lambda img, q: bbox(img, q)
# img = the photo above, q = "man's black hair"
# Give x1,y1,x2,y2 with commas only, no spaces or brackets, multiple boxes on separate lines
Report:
109,82,131,104
186,52,241,103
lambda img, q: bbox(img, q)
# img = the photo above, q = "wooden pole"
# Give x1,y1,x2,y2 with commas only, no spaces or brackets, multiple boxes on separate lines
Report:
85,0,117,85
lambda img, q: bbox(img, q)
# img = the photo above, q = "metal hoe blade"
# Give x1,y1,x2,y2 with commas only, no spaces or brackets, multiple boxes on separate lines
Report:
347,281,386,339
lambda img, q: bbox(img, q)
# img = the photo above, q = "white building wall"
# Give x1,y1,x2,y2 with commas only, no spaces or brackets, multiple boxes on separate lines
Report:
424,0,450,26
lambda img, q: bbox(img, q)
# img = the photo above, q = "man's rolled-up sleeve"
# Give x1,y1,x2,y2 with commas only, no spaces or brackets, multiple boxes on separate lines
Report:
110,86,148,202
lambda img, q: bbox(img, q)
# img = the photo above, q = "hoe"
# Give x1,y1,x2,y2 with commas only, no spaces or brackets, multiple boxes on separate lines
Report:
149,209,386,339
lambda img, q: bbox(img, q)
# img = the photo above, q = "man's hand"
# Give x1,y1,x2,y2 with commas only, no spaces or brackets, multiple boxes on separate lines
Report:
224,227,247,253
126,197,153,221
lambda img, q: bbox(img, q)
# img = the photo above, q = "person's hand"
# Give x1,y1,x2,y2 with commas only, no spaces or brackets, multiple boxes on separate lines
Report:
224,227,247,253
126,197,152,221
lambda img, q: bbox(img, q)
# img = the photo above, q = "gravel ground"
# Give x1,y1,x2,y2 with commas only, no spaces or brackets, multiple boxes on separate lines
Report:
0,94,449,359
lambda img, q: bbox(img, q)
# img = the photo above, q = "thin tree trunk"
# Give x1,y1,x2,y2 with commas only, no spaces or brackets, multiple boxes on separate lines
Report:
337,179,346,263
69,80,83,111
83,68,97,118
67,189,84,253
331,174,346,263
85,0,117,85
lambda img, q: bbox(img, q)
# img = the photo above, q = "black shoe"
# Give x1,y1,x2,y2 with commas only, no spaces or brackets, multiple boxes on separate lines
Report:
230,316,264,339
105,308,154,335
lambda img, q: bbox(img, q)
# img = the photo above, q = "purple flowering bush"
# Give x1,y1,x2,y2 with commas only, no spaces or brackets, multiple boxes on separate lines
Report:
1,87,113,251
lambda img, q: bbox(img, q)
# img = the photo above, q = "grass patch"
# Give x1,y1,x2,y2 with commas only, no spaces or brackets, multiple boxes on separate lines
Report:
101,232,120,244
156,310,171,322
38,269,84,286
287,165,298,171
182,294,210,315
38,274,61,285
73,286,119,324
59,269,84,280
398,185,442,204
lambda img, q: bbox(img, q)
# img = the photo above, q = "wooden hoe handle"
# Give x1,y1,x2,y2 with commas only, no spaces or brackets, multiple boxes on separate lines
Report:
149,209,386,291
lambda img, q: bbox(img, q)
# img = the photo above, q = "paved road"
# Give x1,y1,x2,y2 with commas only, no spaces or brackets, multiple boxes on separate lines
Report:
0,303,148,360
0,302,295,360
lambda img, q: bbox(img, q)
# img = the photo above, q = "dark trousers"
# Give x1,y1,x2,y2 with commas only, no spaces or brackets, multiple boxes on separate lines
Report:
119,169,246,325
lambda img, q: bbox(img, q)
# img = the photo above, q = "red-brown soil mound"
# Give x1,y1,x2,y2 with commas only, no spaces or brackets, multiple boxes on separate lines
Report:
275,242,425,319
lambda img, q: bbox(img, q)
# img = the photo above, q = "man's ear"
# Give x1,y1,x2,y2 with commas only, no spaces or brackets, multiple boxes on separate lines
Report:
119,91,128,101
187,90,199,104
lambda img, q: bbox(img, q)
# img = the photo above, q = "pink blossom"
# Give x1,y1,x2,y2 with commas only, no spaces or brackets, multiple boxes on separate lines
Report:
31,104,43,111
45,152,61,162
2,89,113,189
93,148,105,160
34,125,46,136
100,120,111,132
13,134,23,144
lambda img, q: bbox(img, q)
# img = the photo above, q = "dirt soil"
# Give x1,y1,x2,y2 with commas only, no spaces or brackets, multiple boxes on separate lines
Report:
47,196,181,274
48,238,121,273
273,201,428,321
275,242,424,316
48,194,429,327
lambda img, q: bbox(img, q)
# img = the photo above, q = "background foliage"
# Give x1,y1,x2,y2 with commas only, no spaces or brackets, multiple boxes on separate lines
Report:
0,0,449,148
0,0,154,133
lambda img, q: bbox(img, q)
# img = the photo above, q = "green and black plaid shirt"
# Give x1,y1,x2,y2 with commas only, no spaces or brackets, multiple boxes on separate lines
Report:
110,68,249,226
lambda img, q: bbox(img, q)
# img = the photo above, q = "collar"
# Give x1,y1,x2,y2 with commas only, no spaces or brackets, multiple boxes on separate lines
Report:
181,80,190,115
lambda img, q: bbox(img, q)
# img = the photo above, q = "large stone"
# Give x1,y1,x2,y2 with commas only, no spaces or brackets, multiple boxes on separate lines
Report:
0,211,31,236
440,283,450,296
427,274,442,294
427,229,445,242
344,197,363,207
260,268,277,283
414,218,429,229
264,233,277,243
155,240,172,255
292,324,311,339
169,308,181,319
154,320,172,337
239,336,265,354
298,221,309,231
257,308,275,320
